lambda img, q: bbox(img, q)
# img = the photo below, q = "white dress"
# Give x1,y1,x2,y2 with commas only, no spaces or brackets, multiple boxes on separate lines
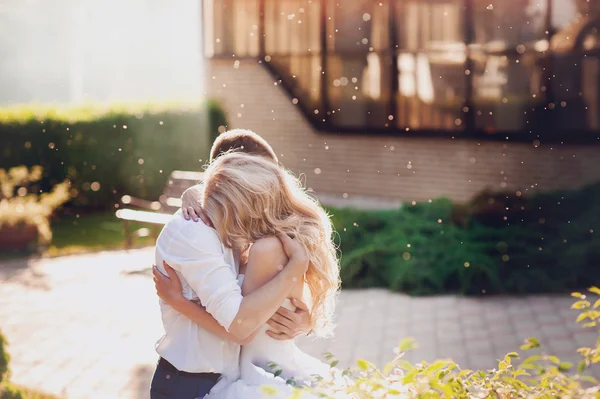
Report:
206,276,338,399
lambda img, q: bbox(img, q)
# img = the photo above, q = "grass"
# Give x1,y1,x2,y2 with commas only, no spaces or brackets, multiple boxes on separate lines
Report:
18,387,61,399
46,211,155,256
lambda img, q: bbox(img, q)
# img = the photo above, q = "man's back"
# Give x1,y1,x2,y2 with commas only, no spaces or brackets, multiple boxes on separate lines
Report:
154,210,240,374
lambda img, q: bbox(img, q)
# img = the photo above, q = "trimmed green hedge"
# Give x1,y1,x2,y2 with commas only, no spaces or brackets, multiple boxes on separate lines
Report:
332,182,600,295
0,102,226,211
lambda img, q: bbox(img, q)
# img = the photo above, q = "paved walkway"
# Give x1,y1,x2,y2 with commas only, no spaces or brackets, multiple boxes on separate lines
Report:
0,248,596,398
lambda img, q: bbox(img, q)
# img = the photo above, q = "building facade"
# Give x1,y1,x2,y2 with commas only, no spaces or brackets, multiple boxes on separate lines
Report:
203,0,600,205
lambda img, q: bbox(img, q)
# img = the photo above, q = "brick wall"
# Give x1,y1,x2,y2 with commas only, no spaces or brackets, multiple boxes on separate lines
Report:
206,58,600,205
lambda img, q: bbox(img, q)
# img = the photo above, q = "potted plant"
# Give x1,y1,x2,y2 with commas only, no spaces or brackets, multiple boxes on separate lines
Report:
0,166,70,251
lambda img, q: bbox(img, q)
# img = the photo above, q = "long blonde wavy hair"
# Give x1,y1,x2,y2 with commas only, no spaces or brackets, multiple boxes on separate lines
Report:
202,152,340,337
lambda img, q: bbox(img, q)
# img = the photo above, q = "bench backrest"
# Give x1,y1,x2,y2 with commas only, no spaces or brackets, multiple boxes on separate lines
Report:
159,170,204,213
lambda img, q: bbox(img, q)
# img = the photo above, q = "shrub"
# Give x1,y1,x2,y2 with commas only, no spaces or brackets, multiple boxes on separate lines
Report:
282,288,600,398
0,331,23,399
0,166,70,245
331,181,600,296
0,331,8,386
0,102,227,211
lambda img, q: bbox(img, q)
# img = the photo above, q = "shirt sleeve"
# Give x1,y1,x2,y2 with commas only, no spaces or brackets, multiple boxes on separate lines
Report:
160,223,243,331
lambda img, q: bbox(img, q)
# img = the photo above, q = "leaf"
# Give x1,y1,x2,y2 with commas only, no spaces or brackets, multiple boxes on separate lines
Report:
402,369,417,384
577,361,587,374
513,370,530,378
582,321,598,328
594,299,600,309
547,356,560,365
572,301,590,310
558,362,573,372
589,286,600,296
398,337,416,352
521,355,541,365
330,360,339,368
274,369,282,377
357,359,369,370
506,352,519,359
579,375,599,384
572,292,586,299
430,380,455,397
458,369,472,377
576,312,590,323
397,358,414,371
520,337,541,350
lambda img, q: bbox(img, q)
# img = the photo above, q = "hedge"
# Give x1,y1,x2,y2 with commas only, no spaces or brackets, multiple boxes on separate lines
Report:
0,102,226,211
332,181,600,296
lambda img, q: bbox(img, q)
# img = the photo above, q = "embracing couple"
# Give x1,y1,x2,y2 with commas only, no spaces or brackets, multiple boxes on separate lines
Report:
149,130,341,398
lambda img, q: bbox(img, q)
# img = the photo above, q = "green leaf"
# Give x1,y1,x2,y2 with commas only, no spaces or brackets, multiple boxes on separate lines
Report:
520,337,541,350
577,361,587,374
589,286,600,296
576,312,589,323
547,356,560,365
402,369,417,384
558,362,573,372
430,380,455,397
572,300,590,310
397,358,414,371
274,369,282,377
458,369,472,377
330,360,339,368
398,337,416,352
579,375,599,384
357,359,369,370
506,352,519,359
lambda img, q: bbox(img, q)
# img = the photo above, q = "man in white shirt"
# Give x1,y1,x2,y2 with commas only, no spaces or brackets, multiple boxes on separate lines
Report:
150,131,312,399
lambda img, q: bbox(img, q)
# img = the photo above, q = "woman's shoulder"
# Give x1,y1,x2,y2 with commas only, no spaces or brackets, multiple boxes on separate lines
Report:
248,236,285,258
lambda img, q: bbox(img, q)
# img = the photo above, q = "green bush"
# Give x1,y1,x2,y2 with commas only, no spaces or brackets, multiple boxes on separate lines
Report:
0,331,8,385
0,102,227,211
277,288,600,398
331,182,600,295
0,331,23,399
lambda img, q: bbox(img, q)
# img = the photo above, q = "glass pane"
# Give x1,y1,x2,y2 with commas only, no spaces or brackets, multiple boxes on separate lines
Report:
326,0,379,53
326,53,393,128
473,0,548,49
394,0,465,130
396,0,464,51
471,50,543,132
396,49,466,130
205,0,259,57
270,54,323,110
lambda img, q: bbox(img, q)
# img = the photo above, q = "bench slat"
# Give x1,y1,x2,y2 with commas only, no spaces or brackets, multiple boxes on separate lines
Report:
115,209,173,225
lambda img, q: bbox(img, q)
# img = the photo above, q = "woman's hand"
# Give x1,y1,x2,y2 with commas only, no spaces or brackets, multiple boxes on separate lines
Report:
181,186,212,226
277,233,309,273
153,261,186,307
266,298,312,340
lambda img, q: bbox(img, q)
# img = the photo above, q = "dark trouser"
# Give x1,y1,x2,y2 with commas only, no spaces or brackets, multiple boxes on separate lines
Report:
150,358,221,399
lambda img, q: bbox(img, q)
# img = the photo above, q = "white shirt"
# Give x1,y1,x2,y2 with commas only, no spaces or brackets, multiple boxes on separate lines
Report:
154,210,242,373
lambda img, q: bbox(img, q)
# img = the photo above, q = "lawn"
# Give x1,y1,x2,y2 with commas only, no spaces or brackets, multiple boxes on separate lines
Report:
46,211,155,256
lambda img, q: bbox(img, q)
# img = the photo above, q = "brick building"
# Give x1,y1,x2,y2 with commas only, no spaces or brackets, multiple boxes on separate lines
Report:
203,0,600,206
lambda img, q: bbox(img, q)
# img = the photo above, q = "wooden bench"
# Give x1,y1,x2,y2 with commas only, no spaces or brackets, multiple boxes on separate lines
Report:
115,170,204,249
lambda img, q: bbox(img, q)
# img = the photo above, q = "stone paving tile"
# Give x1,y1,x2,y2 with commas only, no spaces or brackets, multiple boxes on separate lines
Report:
0,248,598,399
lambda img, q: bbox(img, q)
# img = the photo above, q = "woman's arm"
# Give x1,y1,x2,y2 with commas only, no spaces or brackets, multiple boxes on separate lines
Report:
153,264,257,345
241,237,290,296
243,238,314,339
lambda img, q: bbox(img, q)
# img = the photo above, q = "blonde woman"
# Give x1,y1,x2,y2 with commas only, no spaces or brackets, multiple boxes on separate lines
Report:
156,152,341,398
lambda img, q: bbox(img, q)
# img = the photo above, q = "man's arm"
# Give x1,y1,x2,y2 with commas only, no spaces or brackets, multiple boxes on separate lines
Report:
153,264,257,345
164,225,308,342
181,185,207,223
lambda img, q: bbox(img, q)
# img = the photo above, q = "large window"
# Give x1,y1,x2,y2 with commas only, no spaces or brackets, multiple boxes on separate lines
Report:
204,0,600,139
